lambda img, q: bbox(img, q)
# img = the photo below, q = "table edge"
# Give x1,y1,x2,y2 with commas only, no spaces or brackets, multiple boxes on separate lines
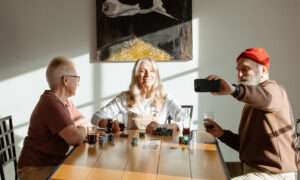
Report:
47,144,78,180
216,141,231,180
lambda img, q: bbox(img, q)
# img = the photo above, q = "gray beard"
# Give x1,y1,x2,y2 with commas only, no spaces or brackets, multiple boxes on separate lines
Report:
238,72,261,86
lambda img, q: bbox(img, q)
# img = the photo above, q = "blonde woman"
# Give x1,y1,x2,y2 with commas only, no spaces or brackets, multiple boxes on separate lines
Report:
91,57,190,133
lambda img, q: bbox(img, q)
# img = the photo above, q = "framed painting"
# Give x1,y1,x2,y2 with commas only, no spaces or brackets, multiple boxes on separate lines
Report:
94,0,192,62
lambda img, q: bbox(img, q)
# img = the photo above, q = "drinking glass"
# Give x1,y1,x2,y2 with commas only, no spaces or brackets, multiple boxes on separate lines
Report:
203,112,214,130
119,123,125,132
182,117,191,136
87,126,97,145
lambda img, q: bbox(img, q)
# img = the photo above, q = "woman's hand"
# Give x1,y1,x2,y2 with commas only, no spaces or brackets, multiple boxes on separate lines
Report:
167,123,179,131
112,120,120,133
146,121,160,133
99,119,120,133
99,119,107,128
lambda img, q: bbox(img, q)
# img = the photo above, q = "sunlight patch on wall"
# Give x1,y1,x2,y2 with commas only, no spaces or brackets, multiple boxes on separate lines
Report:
192,18,199,61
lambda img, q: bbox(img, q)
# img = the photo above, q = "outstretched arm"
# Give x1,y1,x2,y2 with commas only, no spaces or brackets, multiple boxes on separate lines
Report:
91,92,126,126
219,130,240,152
206,74,236,96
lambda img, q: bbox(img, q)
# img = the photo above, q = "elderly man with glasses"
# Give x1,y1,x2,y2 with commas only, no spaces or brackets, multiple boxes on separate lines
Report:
17,57,89,180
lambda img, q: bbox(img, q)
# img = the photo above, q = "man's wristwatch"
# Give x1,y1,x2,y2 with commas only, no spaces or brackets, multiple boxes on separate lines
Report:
231,84,240,97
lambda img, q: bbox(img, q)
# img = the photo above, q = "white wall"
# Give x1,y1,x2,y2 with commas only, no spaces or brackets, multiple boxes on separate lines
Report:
1,0,300,178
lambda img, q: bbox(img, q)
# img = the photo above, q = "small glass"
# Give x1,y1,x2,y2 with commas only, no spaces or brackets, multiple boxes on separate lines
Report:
87,126,97,145
203,112,214,130
119,123,125,132
106,119,113,129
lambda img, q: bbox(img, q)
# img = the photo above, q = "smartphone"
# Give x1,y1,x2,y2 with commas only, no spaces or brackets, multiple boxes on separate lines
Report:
194,79,220,92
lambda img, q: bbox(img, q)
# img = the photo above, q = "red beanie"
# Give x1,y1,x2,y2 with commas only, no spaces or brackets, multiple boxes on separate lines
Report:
236,47,270,71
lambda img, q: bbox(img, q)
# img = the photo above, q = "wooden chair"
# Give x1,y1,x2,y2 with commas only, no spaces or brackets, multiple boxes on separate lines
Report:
167,105,193,124
181,105,193,119
0,116,18,180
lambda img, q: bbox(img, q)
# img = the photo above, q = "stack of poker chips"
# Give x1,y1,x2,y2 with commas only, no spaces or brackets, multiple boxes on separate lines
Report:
139,132,145,138
151,126,173,136
106,128,112,133
178,136,193,145
120,132,129,137
108,134,115,142
99,134,108,145
106,119,113,133
131,137,138,145
165,129,173,136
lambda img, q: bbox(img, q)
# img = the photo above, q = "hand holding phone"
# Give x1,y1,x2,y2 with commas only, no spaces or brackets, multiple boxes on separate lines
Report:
194,79,220,92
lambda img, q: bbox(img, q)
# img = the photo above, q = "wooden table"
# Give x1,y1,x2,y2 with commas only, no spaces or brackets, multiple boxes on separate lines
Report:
49,130,229,180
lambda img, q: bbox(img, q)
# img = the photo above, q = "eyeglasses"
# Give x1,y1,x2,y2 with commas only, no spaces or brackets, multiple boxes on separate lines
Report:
64,75,80,82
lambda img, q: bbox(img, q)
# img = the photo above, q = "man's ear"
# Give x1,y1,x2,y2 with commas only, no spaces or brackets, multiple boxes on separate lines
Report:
261,65,268,78
263,65,268,73
61,76,68,86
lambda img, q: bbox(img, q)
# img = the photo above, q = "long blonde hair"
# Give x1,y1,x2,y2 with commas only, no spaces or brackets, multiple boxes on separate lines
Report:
126,57,165,109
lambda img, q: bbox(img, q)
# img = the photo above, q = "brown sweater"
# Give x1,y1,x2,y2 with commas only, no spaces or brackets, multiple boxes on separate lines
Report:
219,80,300,173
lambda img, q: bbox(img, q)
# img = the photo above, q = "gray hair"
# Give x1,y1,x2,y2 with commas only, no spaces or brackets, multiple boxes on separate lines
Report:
46,57,75,90
256,63,270,80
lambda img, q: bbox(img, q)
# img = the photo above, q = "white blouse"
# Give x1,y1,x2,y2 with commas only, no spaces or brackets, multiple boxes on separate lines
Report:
91,92,190,131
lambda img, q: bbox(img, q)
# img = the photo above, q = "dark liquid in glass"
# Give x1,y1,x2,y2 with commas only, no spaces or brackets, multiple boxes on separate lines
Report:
119,123,125,131
182,128,190,136
88,134,97,145
107,119,113,128
205,124,214,130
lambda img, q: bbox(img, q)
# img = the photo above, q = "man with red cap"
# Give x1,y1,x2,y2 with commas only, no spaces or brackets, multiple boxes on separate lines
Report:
204,47,299,179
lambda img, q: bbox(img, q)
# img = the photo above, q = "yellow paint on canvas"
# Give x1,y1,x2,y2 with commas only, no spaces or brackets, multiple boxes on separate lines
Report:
106,38,173,61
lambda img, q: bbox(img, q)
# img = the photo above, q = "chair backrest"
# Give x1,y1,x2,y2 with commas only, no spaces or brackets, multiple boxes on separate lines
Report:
296,119,300,151
167,105,193,124
181,105,193,119
0,116,18,180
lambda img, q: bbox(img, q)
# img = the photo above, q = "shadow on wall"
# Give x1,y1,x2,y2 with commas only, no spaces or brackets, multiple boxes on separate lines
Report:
1,0,98,161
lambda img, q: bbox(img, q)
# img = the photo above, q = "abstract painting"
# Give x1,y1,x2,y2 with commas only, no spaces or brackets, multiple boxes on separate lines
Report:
95,0,192,62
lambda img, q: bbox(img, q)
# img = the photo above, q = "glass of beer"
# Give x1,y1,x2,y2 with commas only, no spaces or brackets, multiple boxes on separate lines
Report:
182,117,191,136
203,112,214,130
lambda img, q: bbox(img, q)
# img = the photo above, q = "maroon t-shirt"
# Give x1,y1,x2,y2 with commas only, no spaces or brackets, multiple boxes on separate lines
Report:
18,90,80,168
